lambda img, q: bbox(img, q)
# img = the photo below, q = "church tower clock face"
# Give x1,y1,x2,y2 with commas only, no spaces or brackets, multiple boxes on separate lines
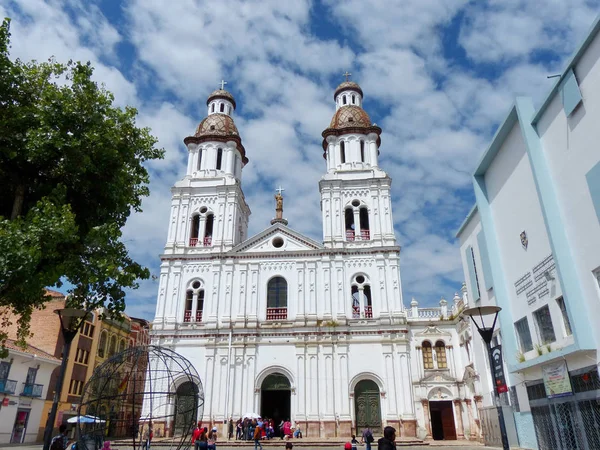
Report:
148,77,472,442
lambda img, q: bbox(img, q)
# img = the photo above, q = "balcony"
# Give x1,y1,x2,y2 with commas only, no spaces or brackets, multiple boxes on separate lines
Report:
360,230,370,240
189,238,198,247
0,379,17,395
352,305,360,319
365,306,373,318
346,230,355,241
183,310,203,323
266,307,287,320
203,236,212,246
352,306,373,319
21,383,43,397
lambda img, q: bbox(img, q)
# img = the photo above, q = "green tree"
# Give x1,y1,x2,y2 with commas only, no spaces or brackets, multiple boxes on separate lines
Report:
0,18,164,349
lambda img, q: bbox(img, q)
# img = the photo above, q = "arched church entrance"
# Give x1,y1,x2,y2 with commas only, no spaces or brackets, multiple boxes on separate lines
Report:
429,400,456,440
260,373,291,436
174,381,199,436
354,380,382,435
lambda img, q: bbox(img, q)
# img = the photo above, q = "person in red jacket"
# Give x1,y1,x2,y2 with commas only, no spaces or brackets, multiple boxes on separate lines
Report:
191,422,202,450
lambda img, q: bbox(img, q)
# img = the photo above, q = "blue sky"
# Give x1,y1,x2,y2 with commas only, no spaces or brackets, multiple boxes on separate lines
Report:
3,0,599,320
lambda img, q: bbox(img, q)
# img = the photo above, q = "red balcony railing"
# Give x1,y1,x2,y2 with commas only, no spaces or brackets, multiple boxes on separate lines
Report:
189,238,198,247
266,307,287,320
361,230,370,240
196,310,203,322
365,306,373,318
346,230,355,241
352,305,360,319
184,310,203,323
203,236,212,246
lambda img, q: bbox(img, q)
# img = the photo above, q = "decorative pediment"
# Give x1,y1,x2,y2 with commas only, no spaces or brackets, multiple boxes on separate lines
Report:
421,371,456,384
462,363,480,383
230,223,324,254
414,325,452,337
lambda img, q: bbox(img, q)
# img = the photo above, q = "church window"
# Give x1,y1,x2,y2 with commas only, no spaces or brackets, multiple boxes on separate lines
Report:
435,341,447,369
267,276,288,320
98,331,108,358
185,290,193,321
360,140,365,162
352,94,355,104
343,95,347,105
233,153,238,176
119,339,126,354
220,103,224,112
184,285,204,322
198,148,203,170
351,274,373,319
227,105,231,115
345,208,355,241
204,214,214,246
359,207,370,240
340,141,346,164
197,290,205,322
211,104,215,113
422,341,434,369
352,285,360,318
190,215,200,246
216,148,223,170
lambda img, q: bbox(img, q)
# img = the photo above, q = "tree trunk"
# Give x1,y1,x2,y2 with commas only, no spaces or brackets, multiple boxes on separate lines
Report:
11,184,25,219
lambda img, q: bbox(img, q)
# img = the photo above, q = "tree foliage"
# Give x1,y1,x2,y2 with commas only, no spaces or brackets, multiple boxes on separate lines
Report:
0,18,164,349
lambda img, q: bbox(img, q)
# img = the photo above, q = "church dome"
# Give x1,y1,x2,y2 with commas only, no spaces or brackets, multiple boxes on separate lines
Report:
329,105,372,129
194,113,239,137
334,81,363,100
206,89,236,109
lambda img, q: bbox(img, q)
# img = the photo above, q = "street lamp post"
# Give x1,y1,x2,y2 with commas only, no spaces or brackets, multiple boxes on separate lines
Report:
43,308,89,450
462,306,510,450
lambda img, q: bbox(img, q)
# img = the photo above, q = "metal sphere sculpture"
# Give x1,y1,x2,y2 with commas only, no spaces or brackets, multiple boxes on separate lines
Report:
77,345,203,450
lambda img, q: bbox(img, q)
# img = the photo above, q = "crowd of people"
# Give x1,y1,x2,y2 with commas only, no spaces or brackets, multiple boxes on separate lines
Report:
232,417,302,441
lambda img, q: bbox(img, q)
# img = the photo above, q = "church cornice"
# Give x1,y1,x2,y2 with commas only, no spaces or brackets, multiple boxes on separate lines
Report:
183,134,249,164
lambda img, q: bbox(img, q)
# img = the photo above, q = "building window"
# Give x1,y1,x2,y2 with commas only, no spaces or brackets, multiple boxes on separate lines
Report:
340,141,346,164
343,95,347,105
69,379,84,396
0,361,10,380
108,335,117,357
211,104,215,113
359,207,370,240
204,214,214,246
514,317,533,352
345,207,355,241
556,297,572,336
190,214,200,246
227,105,231,115
220,103,224,112
216,148,223,170
360,140,365,162
435,341,447,369
352,94,355,104
98,331,107,357
198,148,203,170
422,341,434,369
119,339,126,353
351,275,373,319
470,247,481,300
267,276,288,320
533,305,556,344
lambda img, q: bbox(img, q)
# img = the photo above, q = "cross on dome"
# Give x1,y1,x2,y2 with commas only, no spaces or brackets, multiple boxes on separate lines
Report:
342,71,352,81
275,186,285,195
220,80,228,90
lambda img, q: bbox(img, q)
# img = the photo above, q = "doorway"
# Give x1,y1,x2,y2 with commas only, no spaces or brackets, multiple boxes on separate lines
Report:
174,381,199,436
429,401,456,440
260,373,291,436
354,380,382,435
11,409,30,443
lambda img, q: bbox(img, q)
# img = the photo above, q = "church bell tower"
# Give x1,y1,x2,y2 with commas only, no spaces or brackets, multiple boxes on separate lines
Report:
319,76,396,248
163,83,251,255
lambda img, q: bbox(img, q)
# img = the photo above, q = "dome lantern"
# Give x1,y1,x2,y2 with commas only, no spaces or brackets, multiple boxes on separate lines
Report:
207,80,236,117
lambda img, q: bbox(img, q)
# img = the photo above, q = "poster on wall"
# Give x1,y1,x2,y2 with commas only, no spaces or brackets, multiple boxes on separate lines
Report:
491,345,508,394
542,360,573,398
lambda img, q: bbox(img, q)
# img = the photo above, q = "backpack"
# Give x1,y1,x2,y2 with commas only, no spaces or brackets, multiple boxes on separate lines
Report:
366,431,374,443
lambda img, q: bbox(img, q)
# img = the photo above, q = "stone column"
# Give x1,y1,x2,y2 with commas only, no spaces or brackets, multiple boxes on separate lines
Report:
464,398,477,439
421,400,431,439
453,400,464,439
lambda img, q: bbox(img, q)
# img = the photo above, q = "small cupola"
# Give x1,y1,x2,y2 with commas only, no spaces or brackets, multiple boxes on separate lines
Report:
207,81,236,117
334,79,364,110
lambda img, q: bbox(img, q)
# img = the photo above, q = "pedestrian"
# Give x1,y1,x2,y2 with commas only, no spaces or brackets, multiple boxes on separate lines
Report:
253,422,263,450
191,422,202,450
236,418,243,440
228,418,234,440
142,422,153,450
293,422,302,439
351,434,359,450
279,419,285,439
362,426,374,450
377,426,397,450
283,419,291,439
50,424,69,450
208,427,217,450
285,443,293,449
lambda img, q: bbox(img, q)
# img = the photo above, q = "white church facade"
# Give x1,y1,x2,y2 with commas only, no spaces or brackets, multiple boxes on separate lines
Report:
150,81,483,441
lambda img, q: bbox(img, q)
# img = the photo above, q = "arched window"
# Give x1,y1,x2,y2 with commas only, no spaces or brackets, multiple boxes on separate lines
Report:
267,277,288,320
190,215,200,246
184,290,193,322
345,208,355,241
350,274,373,319
119,339,126,353
227,105,231,115
360,207,370,240
352,285,360,318
197,290,205,322
197,148,203,170
352,94,355,104
220,103,224,112
98,331,108,358
216,148,223,170
422,341,434,369
204,214,214,246
435,341,447,369
343,95,347,105
360,140,365,162
108,335,117,357
340,141,346,164
211,104,215,113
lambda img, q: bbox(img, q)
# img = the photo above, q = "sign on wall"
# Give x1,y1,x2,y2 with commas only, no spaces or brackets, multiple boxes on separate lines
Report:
542,360,573,399
491,345,508,394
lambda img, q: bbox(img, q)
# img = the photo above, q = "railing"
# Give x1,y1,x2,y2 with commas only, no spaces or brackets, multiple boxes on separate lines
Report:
266,307,287,320
22,383,43,397
352,305,360,318
346,230,355,241
365,306,373,318
189,238,198,247
352,305,373,319
184,310,203,323
361,230,370,240
203,236,212,246
0,379,17,394
406,307,442,319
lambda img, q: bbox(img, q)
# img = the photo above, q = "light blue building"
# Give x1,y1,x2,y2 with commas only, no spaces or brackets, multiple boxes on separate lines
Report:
456,15,600,450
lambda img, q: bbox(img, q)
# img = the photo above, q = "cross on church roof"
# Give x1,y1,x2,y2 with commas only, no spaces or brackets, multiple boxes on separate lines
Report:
275,186,285,195
220,80,227,90
343,71,352,81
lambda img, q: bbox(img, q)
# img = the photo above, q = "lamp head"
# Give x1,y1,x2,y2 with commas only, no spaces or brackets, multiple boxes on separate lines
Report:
54,308,90,332
461,306,502,345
